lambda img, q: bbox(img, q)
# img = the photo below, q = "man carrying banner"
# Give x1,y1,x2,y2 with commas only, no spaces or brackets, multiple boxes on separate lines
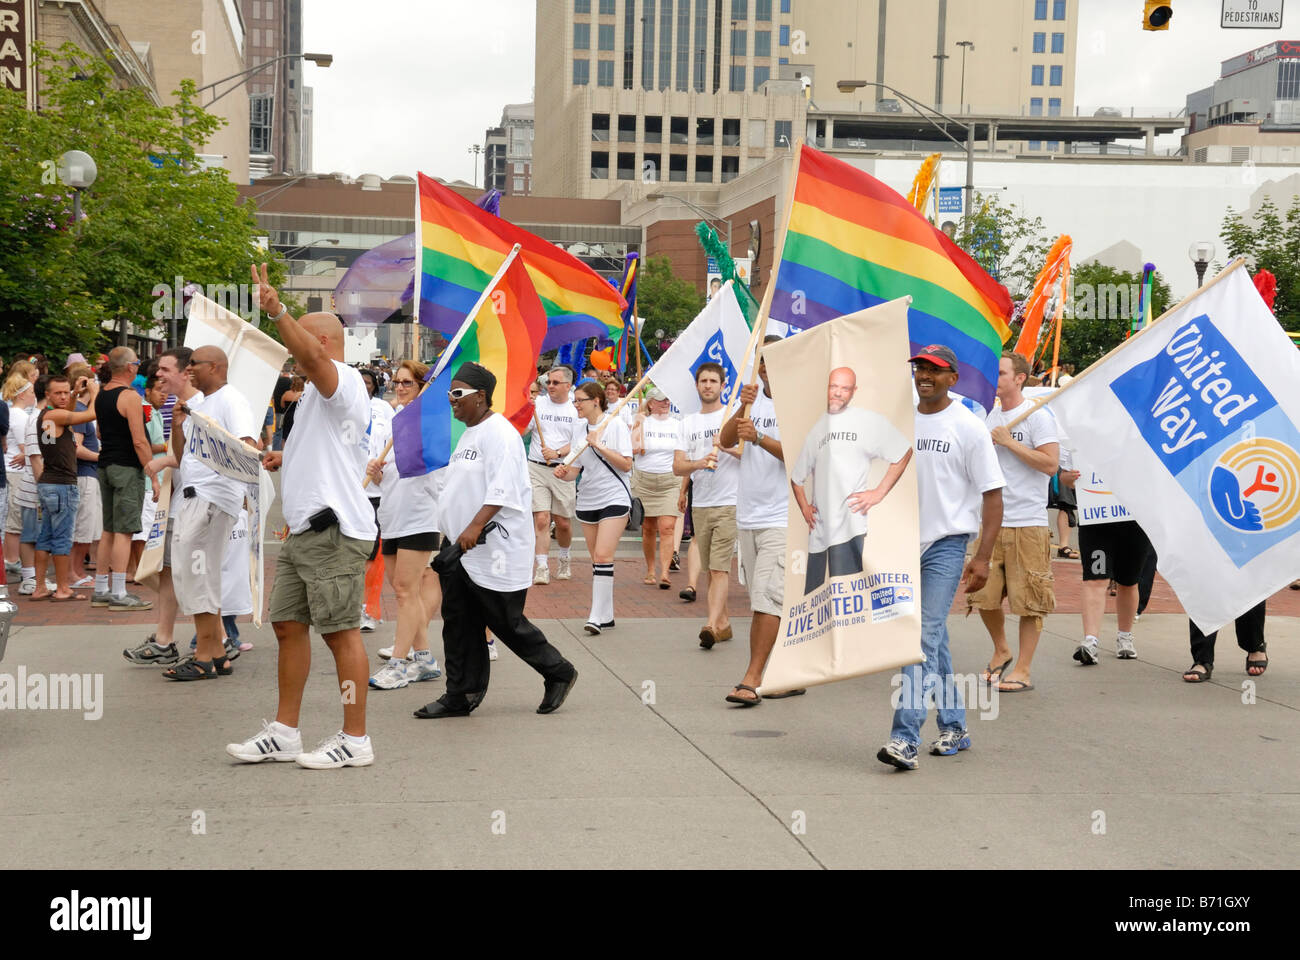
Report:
674,363,740,649
528,365,578,585
790,366,911,595
968,352,1059,692
880,345,1004,770
161,346,257,681
229,266,378,769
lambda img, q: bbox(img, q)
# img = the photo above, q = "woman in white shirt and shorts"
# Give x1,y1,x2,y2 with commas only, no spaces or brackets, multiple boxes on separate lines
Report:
630,386,681,589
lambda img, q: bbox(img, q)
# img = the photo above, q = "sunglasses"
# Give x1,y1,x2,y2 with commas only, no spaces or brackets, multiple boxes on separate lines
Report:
393,378,418,387
447,387,480,401
186,360,212,368
546,379,567,386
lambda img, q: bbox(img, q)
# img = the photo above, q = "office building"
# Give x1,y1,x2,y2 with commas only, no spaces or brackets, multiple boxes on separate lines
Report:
1185,40,1300,164
240,0,310,179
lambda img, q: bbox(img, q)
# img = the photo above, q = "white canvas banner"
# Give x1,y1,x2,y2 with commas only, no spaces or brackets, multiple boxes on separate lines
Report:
1044,262,1300,633
760,298,922,693
133,469,172,590
650,280,754,414
184,291,288,417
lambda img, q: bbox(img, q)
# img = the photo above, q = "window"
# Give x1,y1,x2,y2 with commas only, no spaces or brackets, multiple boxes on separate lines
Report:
722,117,740,145
644,153,661,182
1032,33,1045,53
781,0,790,11
660,0,673,90
598,24,614,50
1051,32,1065,54
779,24,789,46
618,152,636,180
1031,64,1044,86
676,0,690,90
599,0,615,12
1034,0,1047,19
575,0,590,12
695,154,714,183
598,60,615,85
756,0,771,20
753,65,770,89
591,150,609,178
721,156,739,182
774,119,791,147
1053,0,1066,20
731,28,747,56
250,93,272,153
574,23,590,49
1028,140,1042,150
573,58,590,85
748,118,767,147
645,116,663,143
513,177,525,192
642,0,656,89
624,0,636,87
731,0,747,18
618,114,637,141
1049,65,1062,86
694,0,708,91
729,64,746,91
1029,97,1043,116
1048,97,1061,117
592,113,610,141
1278,59,1300,99
779,56,788,64
696,117,714,144
1047,140,1060,150
514,161,525,174
755,30,770,57
669,154,687,181
670,115,689,144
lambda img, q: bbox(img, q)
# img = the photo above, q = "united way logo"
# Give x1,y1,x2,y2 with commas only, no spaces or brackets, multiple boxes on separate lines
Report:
691,330,737,404
1208,438,1300,533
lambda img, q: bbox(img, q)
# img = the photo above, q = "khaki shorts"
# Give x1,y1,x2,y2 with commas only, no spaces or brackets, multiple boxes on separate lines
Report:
73,475,102,543
632,469,681,518
171,496,238,617
98,463,144,534
739,527,786,617
967,525,1056,626
269,524,371,633
529,460,576,517
693,504,737,572
4,484,23,535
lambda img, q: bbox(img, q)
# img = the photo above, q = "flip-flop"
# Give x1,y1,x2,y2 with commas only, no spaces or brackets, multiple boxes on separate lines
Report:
27,593,51,601
50,594,88,602
679,586,696,602
725,683,761,706
997,679,1035,692
659,578,671,590
1182,663,1213,683
982,657,1013,684
643,575,657,585
1246,651,1268,676
1056,546,1078,559
763,688,806,699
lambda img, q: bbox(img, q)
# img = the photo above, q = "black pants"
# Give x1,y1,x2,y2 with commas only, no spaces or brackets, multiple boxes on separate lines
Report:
437,553,573,710
1189,601,1266,666
1136,549,1158,616
804,534,865,595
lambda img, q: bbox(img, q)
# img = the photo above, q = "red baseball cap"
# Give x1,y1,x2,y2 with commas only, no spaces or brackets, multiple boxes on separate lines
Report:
908,344,959,370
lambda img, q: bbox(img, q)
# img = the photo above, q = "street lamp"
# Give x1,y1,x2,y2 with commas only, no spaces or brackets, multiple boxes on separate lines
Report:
282,237,339,259
198,52,333,107
837,78,976,215
468,144,483,188
646,191,732,252
1188,241,1215,288
57,150,97,231
956,41,975,112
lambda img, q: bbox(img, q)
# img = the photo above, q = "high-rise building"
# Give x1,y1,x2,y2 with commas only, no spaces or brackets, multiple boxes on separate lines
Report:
486,104,534,195
300,84,313,171
485,126,508,192
240,0,308,179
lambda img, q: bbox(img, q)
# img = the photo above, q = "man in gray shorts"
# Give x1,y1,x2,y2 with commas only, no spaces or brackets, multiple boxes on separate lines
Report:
527,364,579,584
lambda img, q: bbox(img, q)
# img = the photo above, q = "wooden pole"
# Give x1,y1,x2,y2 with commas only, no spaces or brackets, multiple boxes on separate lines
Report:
363,244,522,486
562,368,655,466
1005,257,1247,430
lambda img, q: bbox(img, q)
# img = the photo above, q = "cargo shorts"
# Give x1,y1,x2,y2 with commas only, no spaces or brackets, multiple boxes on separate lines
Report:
269,524,371,634
966,525,1056,628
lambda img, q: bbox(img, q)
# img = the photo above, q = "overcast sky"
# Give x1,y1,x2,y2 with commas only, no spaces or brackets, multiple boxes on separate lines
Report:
303,0,1297,180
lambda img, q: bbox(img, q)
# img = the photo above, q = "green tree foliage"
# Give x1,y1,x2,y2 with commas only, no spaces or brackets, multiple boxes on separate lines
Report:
1220,195,1300,328
1054,261,1171,369
954,192,1054,299
635,255,705,358
0,43,286,360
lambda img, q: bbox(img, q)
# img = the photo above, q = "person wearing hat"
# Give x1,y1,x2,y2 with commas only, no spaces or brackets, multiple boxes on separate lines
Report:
64,353,87,371
879,344,1004,771
631,386,682,587
414,362,578,719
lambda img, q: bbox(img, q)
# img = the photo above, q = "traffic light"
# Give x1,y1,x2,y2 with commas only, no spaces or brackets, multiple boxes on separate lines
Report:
1143,2,1173,30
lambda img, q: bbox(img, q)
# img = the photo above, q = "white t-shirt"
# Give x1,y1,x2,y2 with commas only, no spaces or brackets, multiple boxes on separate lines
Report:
281,362,378,542
790,406,910,553
6,404,37,508
180,384,258,518
570,415,633,512
984,397,1058,527
736,390,788,530
618,398,641,427
915,400,1006,555
372,402,441,539
367,397,395,465
677,408,740,508
633,414,681,475
438,412,535,591
528,394,579,464
1022,386,1070,469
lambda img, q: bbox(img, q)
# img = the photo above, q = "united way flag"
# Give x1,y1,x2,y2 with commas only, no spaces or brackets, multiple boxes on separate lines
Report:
1048,262,1300,633
651,280,753,415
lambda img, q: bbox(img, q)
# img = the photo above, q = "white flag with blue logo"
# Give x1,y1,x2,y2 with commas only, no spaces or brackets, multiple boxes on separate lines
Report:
1046,261,1300,633
650,279,754,415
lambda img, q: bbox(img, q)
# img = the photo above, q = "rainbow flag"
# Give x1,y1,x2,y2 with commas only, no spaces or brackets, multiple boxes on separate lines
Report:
416,173,626,350
393,249,547,478
769,145,1012,409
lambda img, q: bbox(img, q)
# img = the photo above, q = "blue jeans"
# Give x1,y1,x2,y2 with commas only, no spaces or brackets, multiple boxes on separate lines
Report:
36,484,80,555
191,615,239,648
890,534,969,746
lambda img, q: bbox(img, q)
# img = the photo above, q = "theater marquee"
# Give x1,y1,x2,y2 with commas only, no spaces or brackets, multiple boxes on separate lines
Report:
0,0,32,103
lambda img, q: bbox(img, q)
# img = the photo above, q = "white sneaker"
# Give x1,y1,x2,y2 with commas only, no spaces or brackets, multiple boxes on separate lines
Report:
295,732,374,769
556,557,571,580
17,579,35,596
1074,636,1100,666
406,656,442,682
487,638,499,661
377,645,394,660
225,720,303,763
1116,632,1137,659
360,613,381,633
369,659,410,689
533,563,550,585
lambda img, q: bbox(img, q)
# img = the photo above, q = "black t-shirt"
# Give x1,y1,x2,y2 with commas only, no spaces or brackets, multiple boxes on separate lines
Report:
272,375,292,413
0,400,8,487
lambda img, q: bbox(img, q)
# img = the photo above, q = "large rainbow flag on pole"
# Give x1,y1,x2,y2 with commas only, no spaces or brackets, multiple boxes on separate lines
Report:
415,173,626,351
768,144,1012,409
393,245,547,477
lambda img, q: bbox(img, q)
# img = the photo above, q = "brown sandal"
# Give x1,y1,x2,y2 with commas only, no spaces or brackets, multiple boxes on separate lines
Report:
725,683,761,706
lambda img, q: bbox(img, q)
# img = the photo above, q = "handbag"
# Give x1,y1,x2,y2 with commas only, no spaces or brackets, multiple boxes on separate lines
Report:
591,448,644,531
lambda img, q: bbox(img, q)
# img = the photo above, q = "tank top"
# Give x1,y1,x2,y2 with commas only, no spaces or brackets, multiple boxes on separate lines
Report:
95,386,139,468
36,408,78,485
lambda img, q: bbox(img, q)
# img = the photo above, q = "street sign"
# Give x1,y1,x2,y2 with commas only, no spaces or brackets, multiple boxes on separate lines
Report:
938,187,964,214
1222,0,1283,29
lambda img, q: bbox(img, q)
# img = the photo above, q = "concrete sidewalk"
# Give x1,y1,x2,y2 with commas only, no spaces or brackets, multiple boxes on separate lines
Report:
1,610,1295,869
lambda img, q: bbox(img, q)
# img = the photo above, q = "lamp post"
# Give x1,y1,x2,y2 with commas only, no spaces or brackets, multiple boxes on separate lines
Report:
57,150,97,232
281,237,340,260
956,41,974,112
1188,241,1215,289
197,52,333,107
837,78,975,215
646,191,732,253
468,144,483,188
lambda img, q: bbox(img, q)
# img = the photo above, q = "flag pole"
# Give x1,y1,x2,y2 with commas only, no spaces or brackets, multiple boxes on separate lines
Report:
364,243,523,486
561,368,655,466
1004,256,1247,430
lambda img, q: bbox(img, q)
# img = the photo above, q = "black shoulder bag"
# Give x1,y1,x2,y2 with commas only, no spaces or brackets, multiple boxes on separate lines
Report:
590,448,645,531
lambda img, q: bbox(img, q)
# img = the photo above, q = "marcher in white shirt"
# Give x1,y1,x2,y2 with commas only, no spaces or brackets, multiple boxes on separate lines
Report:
528,365,579,584
630,387,682,587
555,380,634,635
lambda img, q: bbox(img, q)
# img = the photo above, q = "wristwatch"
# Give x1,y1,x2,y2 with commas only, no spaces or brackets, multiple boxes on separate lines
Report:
754,429,766,444
271,305,289,321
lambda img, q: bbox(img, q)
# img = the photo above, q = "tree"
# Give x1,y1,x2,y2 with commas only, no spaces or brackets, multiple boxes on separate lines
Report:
0,43,288,360
1220,195,1300,328
634,255,705,358
1054,261,1171,369
954,192,1055,300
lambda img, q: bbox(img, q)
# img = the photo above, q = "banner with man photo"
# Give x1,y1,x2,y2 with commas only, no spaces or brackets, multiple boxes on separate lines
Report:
1030,260,1300,633
759,297,922,693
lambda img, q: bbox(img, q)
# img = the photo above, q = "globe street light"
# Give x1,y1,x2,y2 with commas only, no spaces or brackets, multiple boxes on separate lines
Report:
57,150,97,230
1188,241,1215,288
